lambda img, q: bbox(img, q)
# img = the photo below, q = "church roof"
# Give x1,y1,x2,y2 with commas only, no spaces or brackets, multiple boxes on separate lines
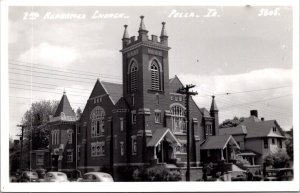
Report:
54,92,75,117
102,81,123,104
115,97,129,110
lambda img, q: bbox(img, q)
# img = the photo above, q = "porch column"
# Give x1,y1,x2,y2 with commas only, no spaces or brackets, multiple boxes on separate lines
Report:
153,146,157,159
221,149,224,160
171,144,176,159
226,147,229,163
252,157,255,165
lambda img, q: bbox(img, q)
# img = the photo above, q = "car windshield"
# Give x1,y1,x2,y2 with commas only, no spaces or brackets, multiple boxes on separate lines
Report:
27,172,38,177
57,173,66,177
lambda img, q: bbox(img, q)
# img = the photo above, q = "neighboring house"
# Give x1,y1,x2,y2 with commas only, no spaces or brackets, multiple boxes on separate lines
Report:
219,110,286,165
47,16,223,175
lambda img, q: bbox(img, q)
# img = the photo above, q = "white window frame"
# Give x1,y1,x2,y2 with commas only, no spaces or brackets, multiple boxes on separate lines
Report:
170,104,186,133
90,106,105,137
132,111,137,124
120,141,124,156
150,61,161,90
154,112,161,123
67,150,73,162
120,117,124,131
131,136,137,155
130,62,138,92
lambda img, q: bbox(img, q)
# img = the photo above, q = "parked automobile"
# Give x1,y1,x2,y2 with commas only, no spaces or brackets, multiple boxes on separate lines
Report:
19,171,39,182
264,168,294,181
78,172,114,182
41,172,69,182
35,169,46,179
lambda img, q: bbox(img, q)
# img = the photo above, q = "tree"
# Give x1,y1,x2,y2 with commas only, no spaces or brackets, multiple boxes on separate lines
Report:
285,128,293,160
220,116,245,128
21,100,59,150
76,107,82,119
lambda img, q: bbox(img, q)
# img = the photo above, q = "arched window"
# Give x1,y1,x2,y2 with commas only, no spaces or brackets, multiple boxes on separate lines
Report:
90,106,105,137
150,60,161,90
170,105,186,133
130,61,138,92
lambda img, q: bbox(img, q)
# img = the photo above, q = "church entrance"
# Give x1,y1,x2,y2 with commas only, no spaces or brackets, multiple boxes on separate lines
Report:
157,139,173,163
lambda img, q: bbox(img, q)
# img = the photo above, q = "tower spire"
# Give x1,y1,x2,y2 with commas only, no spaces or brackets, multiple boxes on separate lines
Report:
122,24,129,39
210,95,218,111
139,15,147,32
138,15,148,41
160,21,168,45
122,24,130,47
160,22,168,37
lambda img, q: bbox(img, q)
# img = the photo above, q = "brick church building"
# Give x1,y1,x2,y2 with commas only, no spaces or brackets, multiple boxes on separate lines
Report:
47,16,234,175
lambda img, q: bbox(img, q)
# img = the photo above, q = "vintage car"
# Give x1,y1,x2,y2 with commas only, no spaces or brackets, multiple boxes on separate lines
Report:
40,172,69,182
19,171,39,182
78,172,114,182
264,168,294,181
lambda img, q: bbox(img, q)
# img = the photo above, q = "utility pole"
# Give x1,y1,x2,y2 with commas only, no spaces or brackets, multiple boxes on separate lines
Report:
16,124,24,170
177,84,198,181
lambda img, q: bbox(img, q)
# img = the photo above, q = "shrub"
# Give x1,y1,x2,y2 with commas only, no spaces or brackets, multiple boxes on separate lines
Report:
133,165,182,181
264,149,290,168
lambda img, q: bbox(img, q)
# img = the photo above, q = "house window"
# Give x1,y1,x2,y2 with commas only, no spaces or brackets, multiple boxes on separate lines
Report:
90,106,105,137
206,125,213,136
171,96,174,101
36,154,44,166
132,136,137,155
77,146,80,160
170,105,186,133
67,150,73,162
120,118,124,131
154,112,161,123
264,138,268,148
273,127,277,132
130,61,138,92
120,141,124,156
53,130,59,145
91,143,96,157
207,150,211,157
175,96,178,101
132,111,137,124
150,60,161,90
156,94,159,104
178,96,182,101
272,138,276,144
67,129,72,144
278,139,282,148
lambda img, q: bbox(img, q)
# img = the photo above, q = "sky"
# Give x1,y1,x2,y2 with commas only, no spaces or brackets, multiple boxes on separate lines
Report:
8,6,293,139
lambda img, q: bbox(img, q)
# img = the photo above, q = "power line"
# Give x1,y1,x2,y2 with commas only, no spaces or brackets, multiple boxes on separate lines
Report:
9,78,92,92
9,59,123,79
9,62,123,81
219,94,292,110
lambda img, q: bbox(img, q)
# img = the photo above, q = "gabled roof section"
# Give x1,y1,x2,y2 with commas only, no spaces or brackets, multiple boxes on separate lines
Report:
169,75,183,93
115,97,129,110
147,128,181,147
200,108,211,117
88,79,123,105
238,119,285,138
54,92,75,117
200,135,240,150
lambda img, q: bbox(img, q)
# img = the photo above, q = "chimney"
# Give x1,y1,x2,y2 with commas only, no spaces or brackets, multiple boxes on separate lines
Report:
261,117,264,121
250,110,258,117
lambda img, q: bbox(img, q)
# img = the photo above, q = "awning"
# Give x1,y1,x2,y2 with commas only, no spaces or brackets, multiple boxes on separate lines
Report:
147,128,181,147
200,135,240,150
